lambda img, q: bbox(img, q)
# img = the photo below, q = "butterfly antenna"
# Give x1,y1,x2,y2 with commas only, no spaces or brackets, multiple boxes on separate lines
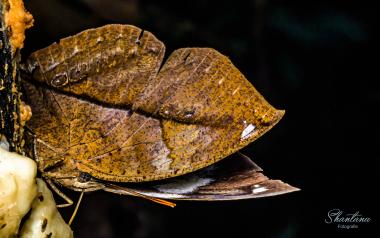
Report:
68,191,84,225
105,183,176,208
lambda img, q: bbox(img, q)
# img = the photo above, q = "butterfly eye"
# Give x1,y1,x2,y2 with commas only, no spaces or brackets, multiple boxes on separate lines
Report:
50,73,68,87
78,172,92,183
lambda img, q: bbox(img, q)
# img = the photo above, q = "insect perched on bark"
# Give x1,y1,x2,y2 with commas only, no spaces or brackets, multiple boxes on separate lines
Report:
21,24,298,209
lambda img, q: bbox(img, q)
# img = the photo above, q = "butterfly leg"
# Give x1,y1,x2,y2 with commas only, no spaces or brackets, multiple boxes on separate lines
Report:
68,191,84,226
45,178,73,208
45,178,85,225
24,127,84,224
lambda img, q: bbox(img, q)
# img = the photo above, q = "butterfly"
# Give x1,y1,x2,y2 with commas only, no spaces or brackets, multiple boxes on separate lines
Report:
21,24,298,210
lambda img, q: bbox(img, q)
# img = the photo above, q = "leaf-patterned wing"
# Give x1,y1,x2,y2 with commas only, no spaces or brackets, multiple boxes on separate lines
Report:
104,153,299,200
24,81,172,182
24,24,284,184
26,24,165,106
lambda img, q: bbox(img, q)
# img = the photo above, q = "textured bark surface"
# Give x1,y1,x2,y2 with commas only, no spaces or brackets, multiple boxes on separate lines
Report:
0,0,27,153
23,24,286,194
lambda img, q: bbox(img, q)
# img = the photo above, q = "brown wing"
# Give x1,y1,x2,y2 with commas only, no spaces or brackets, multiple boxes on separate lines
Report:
24,24,284,182
26,24,165,106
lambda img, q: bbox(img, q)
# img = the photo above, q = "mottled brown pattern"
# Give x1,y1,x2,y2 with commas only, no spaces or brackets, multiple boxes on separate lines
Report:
23,24,285,192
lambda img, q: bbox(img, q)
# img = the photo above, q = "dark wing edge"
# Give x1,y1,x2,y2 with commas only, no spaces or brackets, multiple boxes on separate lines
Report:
103,153,300,201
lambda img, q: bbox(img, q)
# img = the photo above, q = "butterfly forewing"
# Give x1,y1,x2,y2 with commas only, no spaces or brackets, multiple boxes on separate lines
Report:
24,24,285,186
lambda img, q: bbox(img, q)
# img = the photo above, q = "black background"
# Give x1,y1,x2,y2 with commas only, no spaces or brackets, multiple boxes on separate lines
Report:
23,0,377,237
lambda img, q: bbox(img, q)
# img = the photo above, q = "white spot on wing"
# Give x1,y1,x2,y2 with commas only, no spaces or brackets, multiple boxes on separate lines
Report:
73,46,79,54
252,186,268,194
155,176,214,194
241,123,256,140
